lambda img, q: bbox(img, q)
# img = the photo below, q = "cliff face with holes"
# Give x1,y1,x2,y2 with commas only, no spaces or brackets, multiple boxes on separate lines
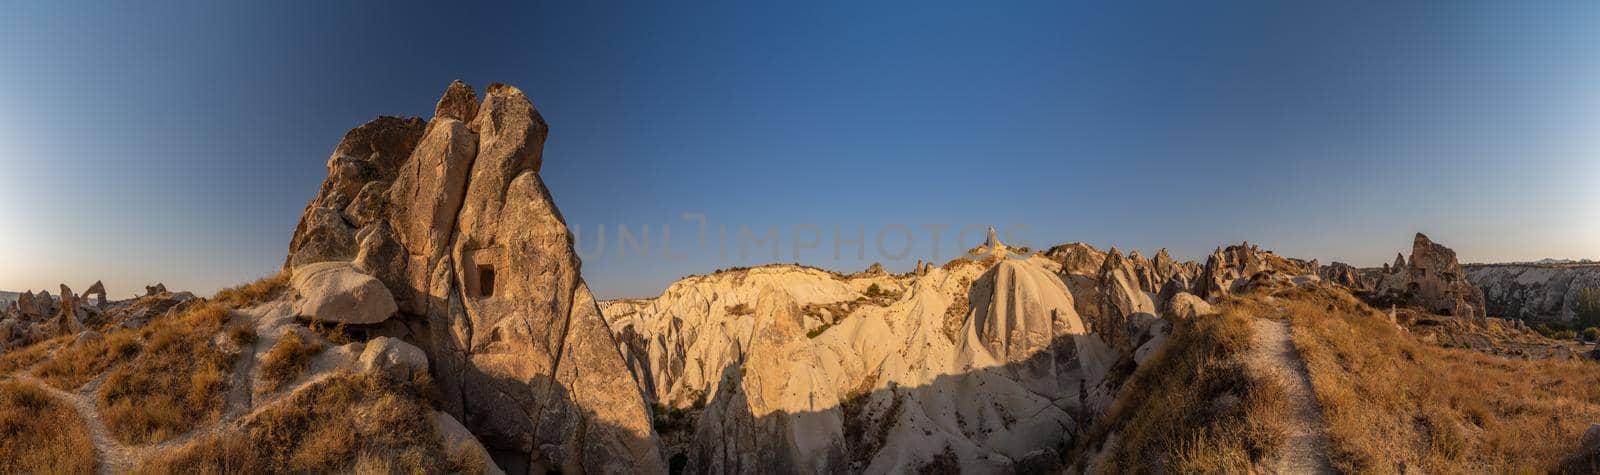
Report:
285,81,663,474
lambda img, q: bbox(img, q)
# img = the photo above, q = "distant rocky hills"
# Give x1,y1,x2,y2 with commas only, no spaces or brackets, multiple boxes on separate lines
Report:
1466,263,1600,324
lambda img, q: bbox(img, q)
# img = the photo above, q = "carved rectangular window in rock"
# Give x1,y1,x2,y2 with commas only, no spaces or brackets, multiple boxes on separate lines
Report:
478,265,496,298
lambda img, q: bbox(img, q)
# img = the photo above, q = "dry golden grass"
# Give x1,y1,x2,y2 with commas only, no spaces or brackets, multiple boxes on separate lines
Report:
212,270,290,309
99,302,235,444
137,371,474,474
0,379,96,474
258,331,322,393
131,431,259,475
31,331,142,390
1275,285,1600,473
0,337,66,374
1079,303,1291,473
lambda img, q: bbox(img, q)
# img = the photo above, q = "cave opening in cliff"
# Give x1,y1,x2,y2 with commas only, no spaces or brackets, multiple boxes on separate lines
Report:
479,265,496,297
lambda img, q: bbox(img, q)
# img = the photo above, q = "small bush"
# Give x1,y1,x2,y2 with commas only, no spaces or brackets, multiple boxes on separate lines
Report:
306,319,351,346
866,283,882,297
226,321,257,346
213,271,291,309
259,331,323,393
0,380,96,474
1583,327,1599,342
806,323,833,339
726,303,753,316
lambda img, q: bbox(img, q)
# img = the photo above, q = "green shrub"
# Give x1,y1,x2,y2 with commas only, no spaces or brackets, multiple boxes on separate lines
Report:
1583,327,1600,342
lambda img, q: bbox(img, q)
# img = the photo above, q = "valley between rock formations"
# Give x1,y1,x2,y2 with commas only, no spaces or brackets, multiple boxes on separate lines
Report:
2,81,1599,474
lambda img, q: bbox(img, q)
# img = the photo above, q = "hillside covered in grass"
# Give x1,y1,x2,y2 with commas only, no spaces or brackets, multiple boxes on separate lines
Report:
1271,286,1600,473
0,274,494,474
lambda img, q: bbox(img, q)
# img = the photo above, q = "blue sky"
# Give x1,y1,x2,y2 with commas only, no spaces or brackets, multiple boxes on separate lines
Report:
2,1,1597,299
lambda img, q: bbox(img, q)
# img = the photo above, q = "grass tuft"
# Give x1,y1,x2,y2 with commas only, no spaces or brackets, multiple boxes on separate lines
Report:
258,331,323,393
0,379,96,474
212,271,290,309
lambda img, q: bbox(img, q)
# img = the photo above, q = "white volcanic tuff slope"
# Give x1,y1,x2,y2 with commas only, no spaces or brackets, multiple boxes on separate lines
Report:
1467,264,1600,322
607,255,1156,473
601,265,897,407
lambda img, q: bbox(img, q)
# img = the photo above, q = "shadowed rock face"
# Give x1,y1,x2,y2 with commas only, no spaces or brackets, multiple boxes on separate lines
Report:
285,81,663,474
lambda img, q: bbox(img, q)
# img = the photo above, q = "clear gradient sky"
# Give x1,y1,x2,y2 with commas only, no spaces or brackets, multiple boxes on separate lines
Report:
2,1,1598,299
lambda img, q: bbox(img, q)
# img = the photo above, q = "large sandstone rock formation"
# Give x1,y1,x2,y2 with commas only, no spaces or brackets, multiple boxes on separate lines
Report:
605,234,1163,473
284,80,663,474
1375,233,1487,320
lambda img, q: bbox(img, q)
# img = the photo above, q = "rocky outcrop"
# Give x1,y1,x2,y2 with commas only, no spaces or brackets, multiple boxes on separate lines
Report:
1196,242,1317,300
1162,292,1213,320
284,81,663,473
1150,249,1188,286
0,280,142,349
1375,233,1487,320
356,336,429,382
84,281,106,309
1126,250,1160,293
1319,262,1367,291
1561,424,1600,474
53,284,83,336
290,262,397,324
285,116,427,268
1045,242,1107,277
1466,263,1600,323
16,291,39,319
